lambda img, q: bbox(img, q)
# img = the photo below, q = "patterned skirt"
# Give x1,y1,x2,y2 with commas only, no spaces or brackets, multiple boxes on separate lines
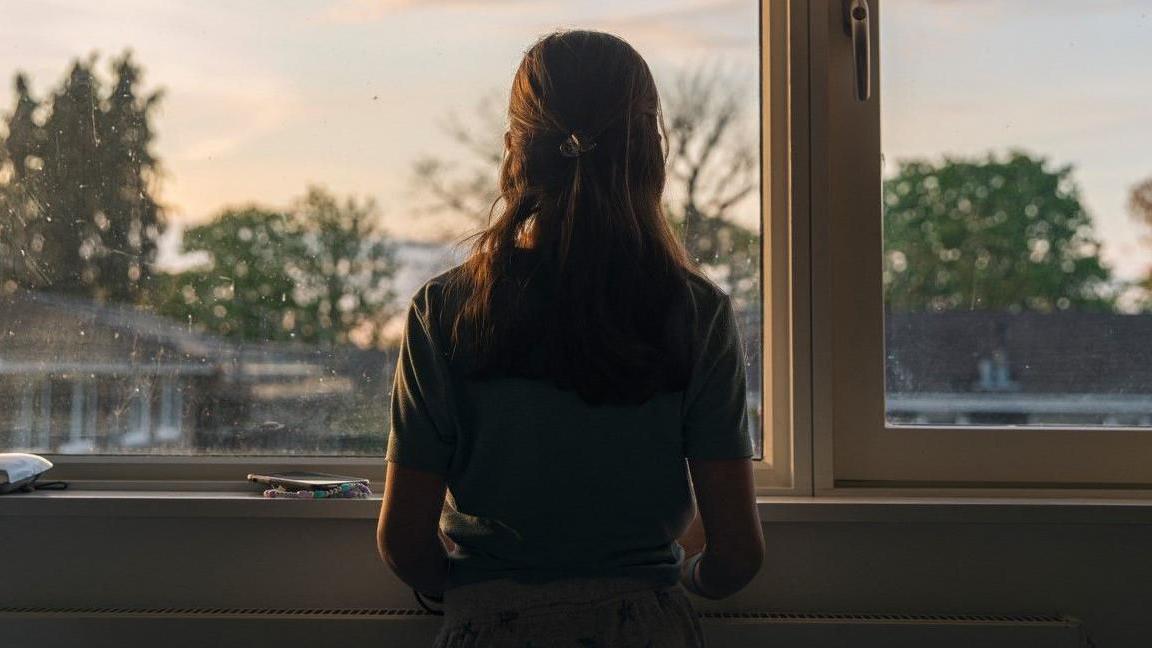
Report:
432,576,706,648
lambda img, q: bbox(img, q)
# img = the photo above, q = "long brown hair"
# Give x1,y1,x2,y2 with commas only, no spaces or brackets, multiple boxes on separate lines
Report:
450,30,694,405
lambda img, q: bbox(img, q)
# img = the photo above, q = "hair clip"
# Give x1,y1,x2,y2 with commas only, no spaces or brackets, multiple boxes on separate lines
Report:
559,132,596,158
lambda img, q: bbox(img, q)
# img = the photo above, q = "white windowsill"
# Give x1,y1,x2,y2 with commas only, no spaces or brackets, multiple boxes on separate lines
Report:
0,488,384,519
6,489,1152,524
756,496,1152,525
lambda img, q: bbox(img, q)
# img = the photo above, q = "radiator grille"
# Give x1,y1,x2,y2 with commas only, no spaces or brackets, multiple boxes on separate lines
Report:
0,607,1076,626
701,611,1077,625
0,607,433,617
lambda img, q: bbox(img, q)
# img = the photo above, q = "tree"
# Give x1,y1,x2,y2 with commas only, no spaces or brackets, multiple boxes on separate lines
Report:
287,187,397,346
412,66,761,309
883,151,1115,312
1,76,48,290
0,53,164,303
153,187,397,347
411,92,505,231
1130,177,1152,227
152,207,306,341
662,67,759,309
1127,176,1152,308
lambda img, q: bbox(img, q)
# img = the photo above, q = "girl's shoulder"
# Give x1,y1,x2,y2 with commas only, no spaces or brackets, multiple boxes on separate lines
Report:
683,269,734,320
404,264,470,336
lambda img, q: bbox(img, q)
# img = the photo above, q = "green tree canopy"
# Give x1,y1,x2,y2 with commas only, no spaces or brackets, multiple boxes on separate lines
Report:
0,52,163,303
884,151,1115,313
153,187,397,347
153,207,304,341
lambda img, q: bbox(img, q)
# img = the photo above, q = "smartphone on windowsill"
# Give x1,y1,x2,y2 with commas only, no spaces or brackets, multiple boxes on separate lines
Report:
246,471,370,490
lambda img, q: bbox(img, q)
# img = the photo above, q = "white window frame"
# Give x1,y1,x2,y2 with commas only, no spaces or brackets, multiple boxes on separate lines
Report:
21,1,1152,507
754,0,806,495
809,0,1152,496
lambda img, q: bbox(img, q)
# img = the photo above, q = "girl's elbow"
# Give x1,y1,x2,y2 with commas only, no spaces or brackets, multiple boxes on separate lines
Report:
377,540,416,582
734,538,765,586
702,542,764,599
376,528,403,570
745,534,765,566
377,529,433,577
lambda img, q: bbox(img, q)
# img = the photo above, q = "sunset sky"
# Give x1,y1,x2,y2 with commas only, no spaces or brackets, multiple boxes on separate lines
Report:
884,0,1152,280
0,0,760,244
2,0,1149,278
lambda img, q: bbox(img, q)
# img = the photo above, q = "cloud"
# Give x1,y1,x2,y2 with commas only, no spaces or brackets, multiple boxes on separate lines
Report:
318,0,542,24
888,0,1145,16
166,76,300,163
914,0,1139,6
591,0,757,51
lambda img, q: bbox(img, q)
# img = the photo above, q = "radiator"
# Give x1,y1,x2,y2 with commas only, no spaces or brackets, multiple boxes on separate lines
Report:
0,607,1086,648
702,612,1086,648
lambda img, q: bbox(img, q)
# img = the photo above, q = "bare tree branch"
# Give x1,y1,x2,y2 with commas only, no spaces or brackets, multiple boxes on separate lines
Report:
1131,177,1152,227
442,94,505,167
409,63,760,305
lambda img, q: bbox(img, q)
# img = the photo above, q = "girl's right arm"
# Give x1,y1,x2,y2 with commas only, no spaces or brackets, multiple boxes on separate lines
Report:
681,457,764,599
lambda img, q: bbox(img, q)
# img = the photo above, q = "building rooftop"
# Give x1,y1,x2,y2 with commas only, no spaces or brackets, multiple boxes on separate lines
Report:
886,310,1152,396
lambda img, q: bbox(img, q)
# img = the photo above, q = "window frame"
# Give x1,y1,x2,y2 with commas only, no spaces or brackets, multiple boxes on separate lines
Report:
23,0,1152,503
753,0,806,495
810,0,1152,495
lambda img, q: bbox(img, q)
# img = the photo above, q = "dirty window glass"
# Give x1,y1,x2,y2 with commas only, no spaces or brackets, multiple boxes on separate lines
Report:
0,2,761,455
882,2,1152,427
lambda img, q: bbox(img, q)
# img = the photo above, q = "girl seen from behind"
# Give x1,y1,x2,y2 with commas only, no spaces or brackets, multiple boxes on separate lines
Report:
377,29,764,647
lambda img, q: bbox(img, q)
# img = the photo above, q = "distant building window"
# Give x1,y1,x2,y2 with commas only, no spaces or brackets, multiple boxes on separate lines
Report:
975,352,1017,393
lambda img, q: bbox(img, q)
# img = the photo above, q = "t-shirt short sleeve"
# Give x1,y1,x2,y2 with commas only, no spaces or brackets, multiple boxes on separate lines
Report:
681,291,755,460
385,290,458,475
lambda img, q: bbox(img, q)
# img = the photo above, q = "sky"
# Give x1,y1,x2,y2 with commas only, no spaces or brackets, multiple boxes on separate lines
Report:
883,0,1152,280
0,0,759,252
1,1,1150,279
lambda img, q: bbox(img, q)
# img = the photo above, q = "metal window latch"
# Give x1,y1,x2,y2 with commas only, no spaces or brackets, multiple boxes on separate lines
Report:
843,0,871,101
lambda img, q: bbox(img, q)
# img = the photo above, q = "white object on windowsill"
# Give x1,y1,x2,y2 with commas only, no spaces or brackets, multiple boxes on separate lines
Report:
0,453,54,491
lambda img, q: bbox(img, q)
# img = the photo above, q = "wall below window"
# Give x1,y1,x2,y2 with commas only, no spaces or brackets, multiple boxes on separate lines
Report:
0,500,1147,647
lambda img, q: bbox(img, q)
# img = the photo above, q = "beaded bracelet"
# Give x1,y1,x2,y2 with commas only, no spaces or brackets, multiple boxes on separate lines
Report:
413,589,445,616
680,552,709,598
262,482,373,499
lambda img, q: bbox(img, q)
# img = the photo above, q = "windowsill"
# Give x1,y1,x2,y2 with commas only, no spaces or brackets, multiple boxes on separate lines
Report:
0,487,383,519
757,496,1152,524
6,488,1152,524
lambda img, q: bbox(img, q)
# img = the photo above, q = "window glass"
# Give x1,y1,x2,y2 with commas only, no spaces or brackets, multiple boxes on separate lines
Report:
882,1,1152,427
0,1,761,455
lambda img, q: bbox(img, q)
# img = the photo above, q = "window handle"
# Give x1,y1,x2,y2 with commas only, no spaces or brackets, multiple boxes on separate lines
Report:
843,0,871,101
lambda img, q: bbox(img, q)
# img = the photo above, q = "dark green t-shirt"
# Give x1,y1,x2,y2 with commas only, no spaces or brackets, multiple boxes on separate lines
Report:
385,264,753,590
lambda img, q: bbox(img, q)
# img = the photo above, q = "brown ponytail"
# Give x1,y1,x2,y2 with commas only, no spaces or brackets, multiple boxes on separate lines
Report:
450,30,694,405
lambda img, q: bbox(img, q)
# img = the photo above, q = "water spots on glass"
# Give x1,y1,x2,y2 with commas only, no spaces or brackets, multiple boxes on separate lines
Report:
0,12,762,457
